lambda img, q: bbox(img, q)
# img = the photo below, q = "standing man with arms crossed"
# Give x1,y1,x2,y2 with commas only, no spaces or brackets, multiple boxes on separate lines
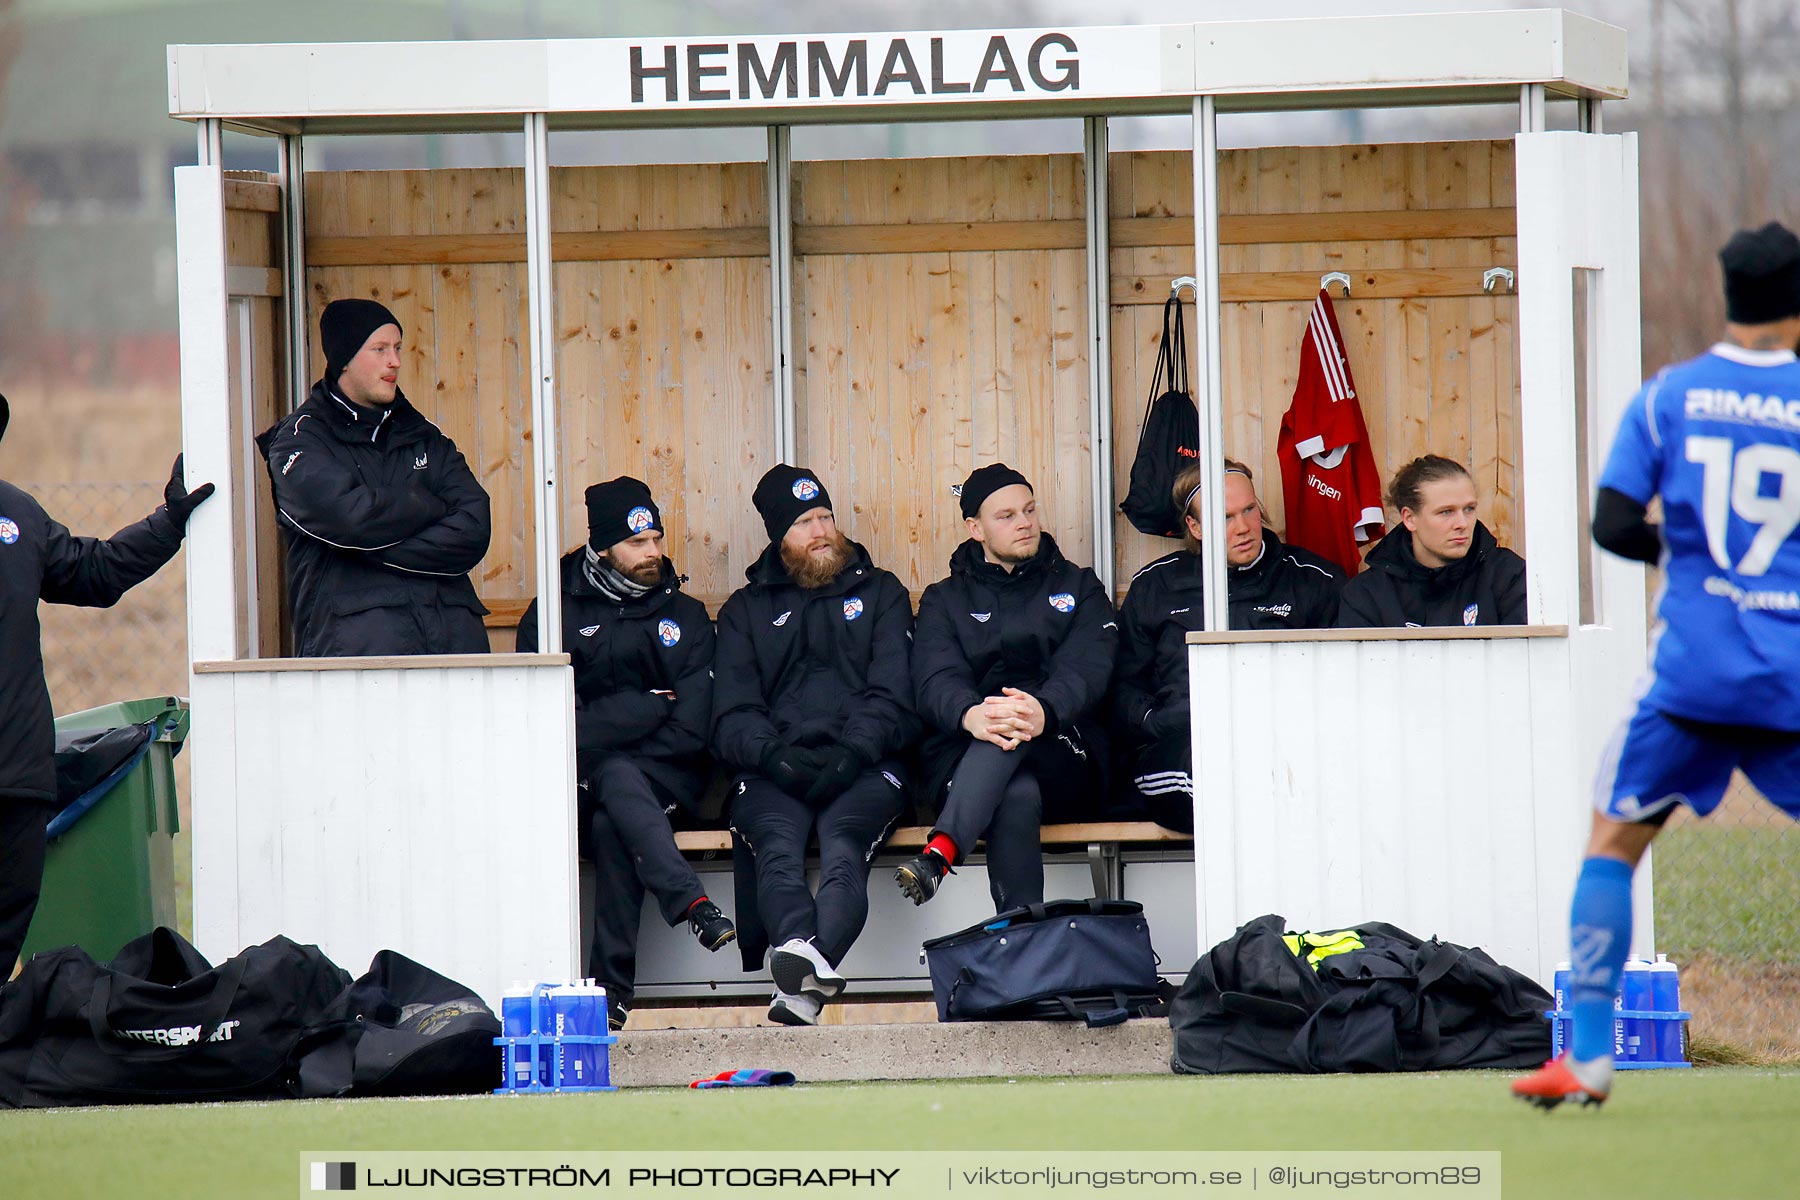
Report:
259,299,491,657
897,464,1117,912
517,477,734,1031
713,465,919,1027
1514,223,1800,1108
1,394,213,976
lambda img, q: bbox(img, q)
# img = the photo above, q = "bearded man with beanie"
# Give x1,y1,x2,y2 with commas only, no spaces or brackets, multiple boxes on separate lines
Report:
517,477,732,1031
1,393,214,975
897,464,1117,912
712,465,919,1027
258,299,491,657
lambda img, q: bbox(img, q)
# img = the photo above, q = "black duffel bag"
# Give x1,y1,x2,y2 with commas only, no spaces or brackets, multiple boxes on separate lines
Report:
295,950,501,1098
922,899,1167,1027
0,927,350,1108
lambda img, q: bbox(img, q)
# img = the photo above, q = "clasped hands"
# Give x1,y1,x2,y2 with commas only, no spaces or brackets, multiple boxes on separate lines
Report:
960,687,1046,752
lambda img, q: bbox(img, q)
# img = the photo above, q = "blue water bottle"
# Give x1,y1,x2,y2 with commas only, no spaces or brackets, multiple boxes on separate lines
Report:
1650,954,1683,1064
499,981,549,1089
1621,960,1653,1063
1551,961,1571,1055
548,981,606,1089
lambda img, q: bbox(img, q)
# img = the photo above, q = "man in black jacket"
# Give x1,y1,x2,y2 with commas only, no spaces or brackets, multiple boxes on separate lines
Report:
1336,454,1526,628
1115,461,1343,831
517,478,733,1030
1,393,213,974
258,300,491,657
713,465,918,1027
896,464,1117,912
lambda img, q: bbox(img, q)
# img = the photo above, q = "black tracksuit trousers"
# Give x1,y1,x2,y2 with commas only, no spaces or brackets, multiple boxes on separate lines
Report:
0,801,51,974
731,767,904,967
583,755,707,1012
933,736,1096,912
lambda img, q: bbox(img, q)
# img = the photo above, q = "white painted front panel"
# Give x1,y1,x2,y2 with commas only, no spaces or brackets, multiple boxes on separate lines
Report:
189,662,577,1005
1189,637,1592,983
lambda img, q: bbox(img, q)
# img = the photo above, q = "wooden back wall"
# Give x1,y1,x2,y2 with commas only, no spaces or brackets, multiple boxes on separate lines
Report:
288,141,1519,623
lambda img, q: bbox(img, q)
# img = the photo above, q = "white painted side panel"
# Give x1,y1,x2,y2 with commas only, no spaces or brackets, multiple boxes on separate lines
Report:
1190,637,1596,983
174,166,236,665
190,663,577,1005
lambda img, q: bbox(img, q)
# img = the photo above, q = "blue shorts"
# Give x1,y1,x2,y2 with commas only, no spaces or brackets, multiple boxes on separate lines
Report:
1595,702,1800,823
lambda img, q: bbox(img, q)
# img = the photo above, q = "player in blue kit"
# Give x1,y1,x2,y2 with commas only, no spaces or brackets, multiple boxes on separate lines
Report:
1514,222,1800,1109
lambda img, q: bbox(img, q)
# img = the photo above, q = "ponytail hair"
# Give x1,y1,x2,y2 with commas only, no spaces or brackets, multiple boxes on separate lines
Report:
1386,454,1472,515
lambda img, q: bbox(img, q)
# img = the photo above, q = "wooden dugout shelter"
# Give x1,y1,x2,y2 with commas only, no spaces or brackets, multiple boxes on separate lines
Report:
169,10,1646,1004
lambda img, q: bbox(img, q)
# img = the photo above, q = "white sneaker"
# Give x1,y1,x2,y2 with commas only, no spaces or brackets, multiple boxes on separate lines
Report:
770,937,846,1000
767,990,822,1027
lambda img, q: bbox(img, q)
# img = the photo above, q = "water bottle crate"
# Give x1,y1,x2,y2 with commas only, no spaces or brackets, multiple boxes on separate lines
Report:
1545,1008,1692,1069
495,982,620,1094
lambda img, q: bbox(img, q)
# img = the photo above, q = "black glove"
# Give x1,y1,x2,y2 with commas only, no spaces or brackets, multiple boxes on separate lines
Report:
164,454,216,526
1144,703,1192,741
804,744,871,806
761,743,828,795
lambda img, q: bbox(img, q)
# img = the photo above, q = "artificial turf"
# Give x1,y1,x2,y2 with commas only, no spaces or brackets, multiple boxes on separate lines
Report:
5,1068,1796,1199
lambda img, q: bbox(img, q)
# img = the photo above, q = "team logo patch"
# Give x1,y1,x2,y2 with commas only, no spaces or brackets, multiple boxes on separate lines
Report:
657,618,681,647
791,477,821,501
626,506,655,533
579,624,600,638
1462,604,1480,626
413,452,429,470
843,597,865,621
0,518,17,545
970,611,991,623
281,451,302,475
773,610,792,627
1048,592,1076,614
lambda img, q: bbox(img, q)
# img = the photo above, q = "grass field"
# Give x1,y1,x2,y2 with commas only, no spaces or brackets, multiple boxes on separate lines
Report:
6,1070,1798,1200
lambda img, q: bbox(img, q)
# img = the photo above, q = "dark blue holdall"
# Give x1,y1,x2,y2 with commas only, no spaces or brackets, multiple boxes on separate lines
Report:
922,899,1166,1027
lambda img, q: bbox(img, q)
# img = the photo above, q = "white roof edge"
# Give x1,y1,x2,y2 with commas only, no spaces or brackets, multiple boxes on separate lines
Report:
167,11,1626,128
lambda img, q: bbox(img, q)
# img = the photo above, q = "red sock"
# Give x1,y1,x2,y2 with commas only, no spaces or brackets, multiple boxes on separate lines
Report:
926,834,957,867
685,896,710,915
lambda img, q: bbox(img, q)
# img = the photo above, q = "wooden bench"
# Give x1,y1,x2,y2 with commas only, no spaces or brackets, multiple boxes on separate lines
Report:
672,822,1192,902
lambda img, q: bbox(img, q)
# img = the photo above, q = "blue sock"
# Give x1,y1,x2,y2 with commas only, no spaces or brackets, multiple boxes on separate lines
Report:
1568,855,1634,1061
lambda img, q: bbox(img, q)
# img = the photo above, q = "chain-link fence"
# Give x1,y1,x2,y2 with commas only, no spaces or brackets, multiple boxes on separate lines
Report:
22,482,1799,1060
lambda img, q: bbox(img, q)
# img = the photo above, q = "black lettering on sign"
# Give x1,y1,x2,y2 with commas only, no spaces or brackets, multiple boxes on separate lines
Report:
739,42,799,100
687,44,730,101
1027,33,1079,92
929,37,970,94
973,36,1023,93
874,39,926,96
630,45,678,103
809,40,868,98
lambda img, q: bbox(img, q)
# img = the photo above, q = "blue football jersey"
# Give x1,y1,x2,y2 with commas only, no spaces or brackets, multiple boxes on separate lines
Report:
1600,343,1800,728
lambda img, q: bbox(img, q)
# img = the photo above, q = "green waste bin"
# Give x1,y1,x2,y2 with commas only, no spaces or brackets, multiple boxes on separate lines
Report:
21,695,189,964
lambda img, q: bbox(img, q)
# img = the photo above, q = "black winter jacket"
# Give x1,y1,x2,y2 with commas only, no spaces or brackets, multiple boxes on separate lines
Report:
914,535,1118,738
257,383,491,658
0,481,184,804
1114,531,1344,740
711,541,919,772
517,552,715,806
1335,521,1526,629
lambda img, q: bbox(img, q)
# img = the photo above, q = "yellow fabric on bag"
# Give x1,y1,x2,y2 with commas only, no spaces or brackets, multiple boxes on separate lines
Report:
1282,930,1365,969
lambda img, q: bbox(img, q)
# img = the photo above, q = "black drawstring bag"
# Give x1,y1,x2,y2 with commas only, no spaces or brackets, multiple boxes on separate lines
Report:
922,899,1168,1027
1119,295,1201,538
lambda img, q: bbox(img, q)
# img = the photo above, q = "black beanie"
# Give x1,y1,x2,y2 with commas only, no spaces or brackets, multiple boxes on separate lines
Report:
958,462,1032,520
0,392,8,446
321,299,403,384
752,464,833,542
1720,222,1800,324
585,476,662,551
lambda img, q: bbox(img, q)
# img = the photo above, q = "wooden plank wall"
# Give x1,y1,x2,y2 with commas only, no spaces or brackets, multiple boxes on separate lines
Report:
277,141,1519,623
301,165,774,620
792,155,1093,587
1110,142,1521,584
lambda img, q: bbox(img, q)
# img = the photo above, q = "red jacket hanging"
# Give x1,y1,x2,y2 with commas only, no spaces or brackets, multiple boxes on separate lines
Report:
1276,290,1386,575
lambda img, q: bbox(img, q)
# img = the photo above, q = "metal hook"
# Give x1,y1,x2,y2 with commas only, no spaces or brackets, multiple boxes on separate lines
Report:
1483,266,1516,293
1170,275,1198,297
1320,271,1351,297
